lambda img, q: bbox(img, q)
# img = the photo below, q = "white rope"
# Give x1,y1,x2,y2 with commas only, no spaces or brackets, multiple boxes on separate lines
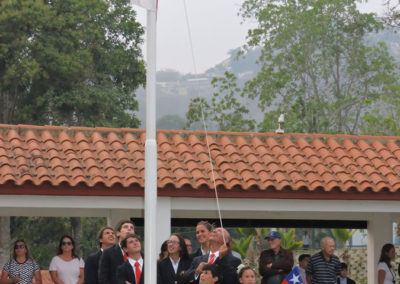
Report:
182,0,226,244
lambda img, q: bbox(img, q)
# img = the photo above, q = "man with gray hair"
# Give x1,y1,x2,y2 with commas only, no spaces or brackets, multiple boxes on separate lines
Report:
306,237,341,284
183,227,241,284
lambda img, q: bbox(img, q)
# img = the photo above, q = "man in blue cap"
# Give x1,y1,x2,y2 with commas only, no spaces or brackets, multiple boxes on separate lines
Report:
259,231,294,284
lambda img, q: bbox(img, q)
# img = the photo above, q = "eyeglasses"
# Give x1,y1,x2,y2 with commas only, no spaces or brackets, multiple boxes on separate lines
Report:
62,241,73,246
14,245,25,249
167,241,180,245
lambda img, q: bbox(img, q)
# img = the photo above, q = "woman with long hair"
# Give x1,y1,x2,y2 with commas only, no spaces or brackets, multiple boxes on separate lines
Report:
157,234,191,284
158,240,168,262
378,243,396,284
49,235,84,284
0,239,42,284
191,221,213,258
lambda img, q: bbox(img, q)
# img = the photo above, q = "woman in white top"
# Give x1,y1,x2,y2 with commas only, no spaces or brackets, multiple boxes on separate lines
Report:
378,243,396,284
49,235,84,284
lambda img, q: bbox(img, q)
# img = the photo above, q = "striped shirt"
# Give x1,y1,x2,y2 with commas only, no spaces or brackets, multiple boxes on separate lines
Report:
306,251,341,284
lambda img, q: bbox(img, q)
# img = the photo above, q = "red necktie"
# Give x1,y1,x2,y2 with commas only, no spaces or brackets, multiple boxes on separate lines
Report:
135,261,141,284
208,253,215,264
124,253,128,262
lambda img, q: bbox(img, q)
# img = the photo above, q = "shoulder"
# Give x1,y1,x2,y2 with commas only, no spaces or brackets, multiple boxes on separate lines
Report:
158,258,170,266
103,244,118,255
281,248,293,255
378,262,389,270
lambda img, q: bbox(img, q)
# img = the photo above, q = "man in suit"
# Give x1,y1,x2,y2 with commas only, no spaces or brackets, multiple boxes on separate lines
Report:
84,226,115,284
99,220,135,284
183,227,241,284
337,263,356,284
116,234,144,284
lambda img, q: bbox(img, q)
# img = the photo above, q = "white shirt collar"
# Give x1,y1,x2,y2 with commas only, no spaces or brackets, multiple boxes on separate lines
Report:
169,256,180,274
208,251,219,263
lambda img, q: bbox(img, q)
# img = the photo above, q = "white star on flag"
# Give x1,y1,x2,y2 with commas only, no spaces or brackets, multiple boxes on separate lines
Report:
289,274,301,284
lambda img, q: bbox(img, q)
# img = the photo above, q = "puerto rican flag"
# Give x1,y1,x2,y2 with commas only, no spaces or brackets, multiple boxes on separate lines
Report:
282,266,303,284
131,0,157,10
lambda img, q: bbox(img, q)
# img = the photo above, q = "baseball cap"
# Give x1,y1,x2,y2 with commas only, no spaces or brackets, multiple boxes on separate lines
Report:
265,231,281,240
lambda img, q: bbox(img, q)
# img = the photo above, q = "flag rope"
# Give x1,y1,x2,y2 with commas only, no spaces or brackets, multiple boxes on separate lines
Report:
182,0,226,244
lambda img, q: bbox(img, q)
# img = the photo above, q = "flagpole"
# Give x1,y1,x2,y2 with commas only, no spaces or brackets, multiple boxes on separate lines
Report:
144,5,157,284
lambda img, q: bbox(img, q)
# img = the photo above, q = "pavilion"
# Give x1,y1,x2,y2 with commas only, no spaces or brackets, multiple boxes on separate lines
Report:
1,123,400,283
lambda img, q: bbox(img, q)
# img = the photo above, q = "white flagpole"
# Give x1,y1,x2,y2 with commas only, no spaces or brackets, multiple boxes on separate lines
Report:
144,5,157,284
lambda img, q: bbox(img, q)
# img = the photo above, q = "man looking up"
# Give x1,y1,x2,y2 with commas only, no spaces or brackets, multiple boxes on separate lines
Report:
116,234,143,284
259,231,294,284
306,237,341,284
99,220,135,284
85,227,115,284
184,227,241,284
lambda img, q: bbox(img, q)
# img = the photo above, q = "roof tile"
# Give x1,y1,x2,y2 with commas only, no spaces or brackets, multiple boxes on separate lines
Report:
1,125,400,196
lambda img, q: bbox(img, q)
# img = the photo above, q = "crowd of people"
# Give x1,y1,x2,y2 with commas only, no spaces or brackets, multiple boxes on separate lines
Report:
0,220,397,284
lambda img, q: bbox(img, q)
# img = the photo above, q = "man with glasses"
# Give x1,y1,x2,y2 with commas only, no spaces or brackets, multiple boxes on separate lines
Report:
259,231,294,284
99,220,135,284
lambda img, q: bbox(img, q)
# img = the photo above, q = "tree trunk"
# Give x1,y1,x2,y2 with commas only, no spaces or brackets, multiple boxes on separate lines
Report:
0,216,11,265
70,217,83,257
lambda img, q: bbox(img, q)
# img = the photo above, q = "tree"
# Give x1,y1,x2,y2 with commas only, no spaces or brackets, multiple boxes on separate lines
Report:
186,0,399,135
331,228,355,265
0,0,145,264
240,0,399,134
0,0,145,127
185,72,256,132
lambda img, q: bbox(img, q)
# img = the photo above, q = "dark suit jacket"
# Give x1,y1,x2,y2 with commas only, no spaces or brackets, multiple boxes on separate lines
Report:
337,277,356,284
183,252,241,284
99,244,125,284
85,250,102,284
157,257,191,284
259,247,294,284
116,261,144,284
190,248,203,259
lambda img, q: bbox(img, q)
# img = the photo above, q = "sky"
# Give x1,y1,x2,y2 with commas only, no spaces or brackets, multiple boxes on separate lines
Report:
133,0,388,74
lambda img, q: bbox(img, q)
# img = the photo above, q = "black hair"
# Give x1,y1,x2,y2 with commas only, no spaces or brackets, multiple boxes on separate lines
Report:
340,262,348,270
378,243,394,268
202,264,221,280
238,266,255,278
170,233,189,260
57,235,79,258
298,254,311,262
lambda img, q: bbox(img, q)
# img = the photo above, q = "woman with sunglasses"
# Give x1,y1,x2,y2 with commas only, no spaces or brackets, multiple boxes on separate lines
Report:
49,235,84,284
0,239,42,284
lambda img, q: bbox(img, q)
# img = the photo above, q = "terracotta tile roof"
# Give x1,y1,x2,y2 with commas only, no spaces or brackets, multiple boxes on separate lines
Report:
1,124,400,199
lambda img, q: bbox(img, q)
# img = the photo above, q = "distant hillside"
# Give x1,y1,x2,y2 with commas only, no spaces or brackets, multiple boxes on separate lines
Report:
136,26,400,130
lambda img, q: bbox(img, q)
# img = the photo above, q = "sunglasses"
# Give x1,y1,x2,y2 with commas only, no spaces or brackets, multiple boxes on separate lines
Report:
14,245,25,249
62,241,73,246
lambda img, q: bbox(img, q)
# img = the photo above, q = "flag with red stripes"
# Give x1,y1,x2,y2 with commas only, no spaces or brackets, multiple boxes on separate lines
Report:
281,266,303,284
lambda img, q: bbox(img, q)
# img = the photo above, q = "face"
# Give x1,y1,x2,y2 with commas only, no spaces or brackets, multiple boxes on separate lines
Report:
322,239,335,256
14,242,27,257
387,247,396,260
209,228,227,245
61,237,74,253
124,237,141,256
117,222,135,241
185,239,192,255
340,269,348,278
100,228,116,248
267,238,281,251
239,269,256,284
299,257,310,269
199,270,218,284
196,225,211,245
167,235,181,255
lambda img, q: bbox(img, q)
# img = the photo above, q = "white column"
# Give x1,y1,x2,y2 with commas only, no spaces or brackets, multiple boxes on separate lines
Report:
367,213,392,284
156,197,171,249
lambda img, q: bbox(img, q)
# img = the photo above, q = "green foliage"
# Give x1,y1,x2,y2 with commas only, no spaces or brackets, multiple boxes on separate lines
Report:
331,228,355,244
279,229,303,250
231,236,252,259
0,0,145,127
185,72,256,132
240,0,399,134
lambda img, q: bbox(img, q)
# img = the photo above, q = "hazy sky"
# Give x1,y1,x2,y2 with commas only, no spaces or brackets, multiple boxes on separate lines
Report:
133,0,387,74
